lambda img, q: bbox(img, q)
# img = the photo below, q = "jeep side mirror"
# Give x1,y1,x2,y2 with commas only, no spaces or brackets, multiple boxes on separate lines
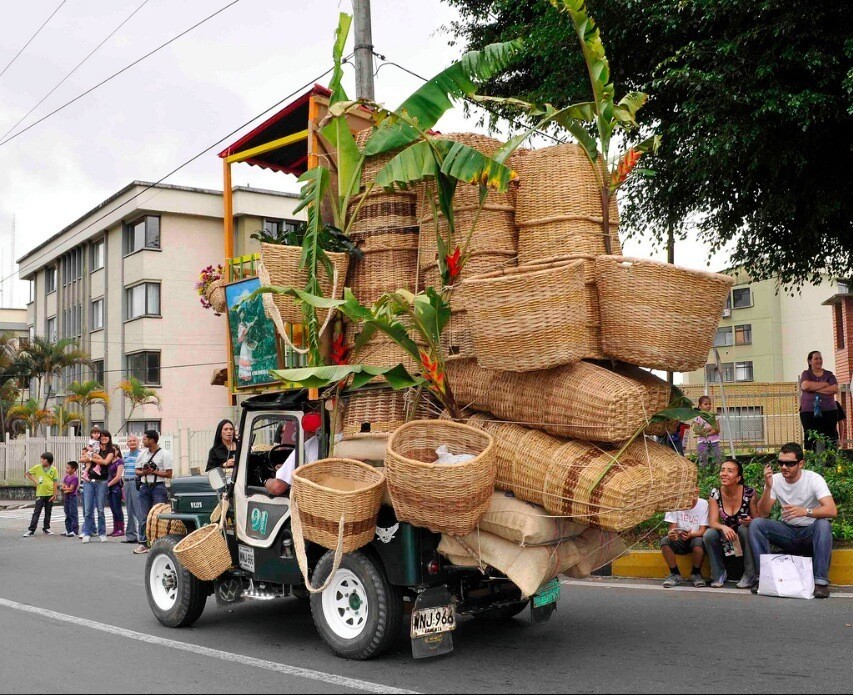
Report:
208,467,228,492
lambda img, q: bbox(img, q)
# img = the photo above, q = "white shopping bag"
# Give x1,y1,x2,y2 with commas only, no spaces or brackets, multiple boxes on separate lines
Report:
758,554,815,599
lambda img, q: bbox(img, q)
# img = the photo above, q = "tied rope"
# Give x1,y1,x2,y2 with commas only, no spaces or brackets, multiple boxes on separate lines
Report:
290,495,345,594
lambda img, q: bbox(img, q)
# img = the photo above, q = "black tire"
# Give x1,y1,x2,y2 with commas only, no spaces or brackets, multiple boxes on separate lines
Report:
310,550,404,660
145,535,209,628
473,600,530,621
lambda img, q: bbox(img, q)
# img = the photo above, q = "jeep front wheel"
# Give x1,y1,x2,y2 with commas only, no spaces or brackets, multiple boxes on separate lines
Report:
310,550,403,660
145,535,209,628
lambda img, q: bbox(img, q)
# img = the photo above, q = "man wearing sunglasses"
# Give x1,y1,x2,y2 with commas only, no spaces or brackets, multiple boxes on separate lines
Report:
749,442,837,598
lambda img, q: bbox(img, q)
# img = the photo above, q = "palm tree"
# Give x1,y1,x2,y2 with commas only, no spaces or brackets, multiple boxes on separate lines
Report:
65,379,110,423
21,337,90,409
7,398,54,435
0,333,26,436
116,377,161,433
51,404,83,435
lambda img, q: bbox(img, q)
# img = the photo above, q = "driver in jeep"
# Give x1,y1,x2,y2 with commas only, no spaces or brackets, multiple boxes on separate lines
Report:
263,413,321,496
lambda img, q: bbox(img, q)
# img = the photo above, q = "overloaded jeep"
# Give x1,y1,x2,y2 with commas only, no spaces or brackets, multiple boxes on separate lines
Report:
145,390,558,660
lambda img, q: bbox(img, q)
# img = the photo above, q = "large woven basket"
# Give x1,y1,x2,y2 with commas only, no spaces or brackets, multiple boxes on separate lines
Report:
174,522,232,581
594,256,735,372
346,243,419,306
342,387,434,438
515,144,621,263
205,278,228,314
291,458,386,553
458,258,588,372
385,420,496,535
258,243,349,327
417,134,521,289
623,438,698,512
440,307,475,359
146,503,187,545
447,358,671,443
346,324,423,381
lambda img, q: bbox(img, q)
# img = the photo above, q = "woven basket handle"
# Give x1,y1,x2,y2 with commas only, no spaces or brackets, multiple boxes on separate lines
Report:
290,495,345,594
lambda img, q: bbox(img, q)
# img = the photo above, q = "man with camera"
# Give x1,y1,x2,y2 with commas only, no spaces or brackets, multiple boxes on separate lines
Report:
133,430,173,555
749,442,837,598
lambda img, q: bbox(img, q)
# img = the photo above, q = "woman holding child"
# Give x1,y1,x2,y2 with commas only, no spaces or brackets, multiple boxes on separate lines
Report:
81,430,117,543
703,458,759,588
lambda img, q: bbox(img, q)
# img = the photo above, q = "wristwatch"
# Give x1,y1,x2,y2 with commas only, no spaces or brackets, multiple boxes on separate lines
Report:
807,508,813,518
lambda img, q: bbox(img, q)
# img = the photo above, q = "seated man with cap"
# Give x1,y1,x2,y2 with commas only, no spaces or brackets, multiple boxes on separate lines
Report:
264,413,321,496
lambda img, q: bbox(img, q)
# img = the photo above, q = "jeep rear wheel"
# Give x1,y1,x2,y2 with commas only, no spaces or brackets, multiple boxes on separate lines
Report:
310,550,403,660
145,535,209,628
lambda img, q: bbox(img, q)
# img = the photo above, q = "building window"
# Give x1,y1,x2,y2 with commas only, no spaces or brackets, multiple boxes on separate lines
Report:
62,304,82,338
262,218,301,237
705,362,735,383
125,282,161,320
731,287,752,309
734,324,752,346
127,420,162,436
61,364,84,390
714,327,733,347
126,351,160,385
720,406,764,442
45,267,57,294
46,316,57,342
28,281,34,303
836,304,845,349
92,360,104,386
91,298,104,331
123,215,161,255
62,248,83,286
735,361,754,382
91,239,105,271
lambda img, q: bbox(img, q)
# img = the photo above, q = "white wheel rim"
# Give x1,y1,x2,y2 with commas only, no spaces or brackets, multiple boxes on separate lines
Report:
321,569,369,639
150,554,179,611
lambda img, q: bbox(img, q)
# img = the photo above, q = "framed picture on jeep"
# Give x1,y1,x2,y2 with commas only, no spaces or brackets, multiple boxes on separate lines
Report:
224,277,282,390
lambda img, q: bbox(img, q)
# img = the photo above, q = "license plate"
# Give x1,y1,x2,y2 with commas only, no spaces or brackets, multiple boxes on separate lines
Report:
238,544,255,573
411,605,456,639
532,578,560,608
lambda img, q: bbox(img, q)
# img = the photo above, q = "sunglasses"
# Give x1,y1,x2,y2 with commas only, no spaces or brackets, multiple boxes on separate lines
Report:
776,459,801,469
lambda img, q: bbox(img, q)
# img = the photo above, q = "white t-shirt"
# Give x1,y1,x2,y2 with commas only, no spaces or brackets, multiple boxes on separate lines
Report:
275,436,320,487
664,498,709,533
769,470,832,527
136,447,173,485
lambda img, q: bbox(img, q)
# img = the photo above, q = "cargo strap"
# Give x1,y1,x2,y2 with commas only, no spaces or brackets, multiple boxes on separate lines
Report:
290,495,345,594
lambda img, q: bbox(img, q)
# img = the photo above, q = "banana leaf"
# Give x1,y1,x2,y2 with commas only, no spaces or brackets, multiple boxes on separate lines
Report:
272,363,423,390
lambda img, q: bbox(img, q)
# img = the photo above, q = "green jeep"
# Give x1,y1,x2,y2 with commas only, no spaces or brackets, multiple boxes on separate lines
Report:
145,390,558,660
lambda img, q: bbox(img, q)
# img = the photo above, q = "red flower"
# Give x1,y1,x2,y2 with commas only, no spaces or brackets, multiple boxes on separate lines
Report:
419,349,446,394
445,246,462,282
331,333,349,365
611,148,642,188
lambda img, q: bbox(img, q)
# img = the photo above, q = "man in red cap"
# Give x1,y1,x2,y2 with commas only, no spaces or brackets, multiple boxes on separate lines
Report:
264,413,321,496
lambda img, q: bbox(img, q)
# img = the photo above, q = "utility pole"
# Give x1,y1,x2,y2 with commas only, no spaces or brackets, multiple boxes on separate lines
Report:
666,219,675,386
353,0,375,101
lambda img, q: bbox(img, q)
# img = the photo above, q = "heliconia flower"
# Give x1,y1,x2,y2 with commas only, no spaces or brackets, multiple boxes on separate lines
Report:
611,148,642,188
445,246,462,282
331,333,349,365
419,349,446,394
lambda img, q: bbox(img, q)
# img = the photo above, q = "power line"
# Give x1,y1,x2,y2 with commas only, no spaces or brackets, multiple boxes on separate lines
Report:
1,63,338,289
1,0,152,143
0,0,243,148
0,0,69,80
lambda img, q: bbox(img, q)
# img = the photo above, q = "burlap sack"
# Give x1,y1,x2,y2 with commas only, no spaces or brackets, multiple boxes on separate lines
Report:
478,491,586,546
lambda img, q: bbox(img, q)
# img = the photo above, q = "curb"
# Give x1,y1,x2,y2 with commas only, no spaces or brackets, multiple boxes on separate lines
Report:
612,548,853,586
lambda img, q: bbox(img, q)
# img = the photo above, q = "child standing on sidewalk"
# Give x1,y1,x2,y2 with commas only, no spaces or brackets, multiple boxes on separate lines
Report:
61,461,80,537
693,395,723,467
23,452,59,537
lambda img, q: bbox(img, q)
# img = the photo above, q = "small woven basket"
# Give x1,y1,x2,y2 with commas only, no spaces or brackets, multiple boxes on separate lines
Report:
515,143,622,263
291,458,386,553
342,387,434,438
205,278,228,314
145,503,187,545
458,258,588,372
594,256,735,372
258,243,349,327
174,517,232,581
385,420,496,535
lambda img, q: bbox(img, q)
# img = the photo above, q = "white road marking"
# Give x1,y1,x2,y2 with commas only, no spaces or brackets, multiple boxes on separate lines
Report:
0,597,419,694
559,578,853,599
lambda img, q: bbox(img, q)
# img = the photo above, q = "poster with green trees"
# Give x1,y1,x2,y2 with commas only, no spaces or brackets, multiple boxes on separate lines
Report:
225,277,281,389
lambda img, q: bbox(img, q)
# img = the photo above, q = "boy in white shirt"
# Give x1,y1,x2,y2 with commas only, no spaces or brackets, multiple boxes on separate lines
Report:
660,490,709,588
750,442,837,598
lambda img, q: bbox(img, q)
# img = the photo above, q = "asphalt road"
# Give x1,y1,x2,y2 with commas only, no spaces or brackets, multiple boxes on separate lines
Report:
0,512,850,694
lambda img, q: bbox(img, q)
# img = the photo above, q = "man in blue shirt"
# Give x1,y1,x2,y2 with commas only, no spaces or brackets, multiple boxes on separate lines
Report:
121,435,142,544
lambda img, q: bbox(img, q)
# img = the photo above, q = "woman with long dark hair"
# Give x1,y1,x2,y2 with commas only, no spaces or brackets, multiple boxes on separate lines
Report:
81,430,117,542
206,419,237,471
106,444,125,537
800,351,839,450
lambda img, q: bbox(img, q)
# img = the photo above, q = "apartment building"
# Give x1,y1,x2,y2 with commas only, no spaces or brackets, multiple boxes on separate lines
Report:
18,181,303,435
823,278,853,447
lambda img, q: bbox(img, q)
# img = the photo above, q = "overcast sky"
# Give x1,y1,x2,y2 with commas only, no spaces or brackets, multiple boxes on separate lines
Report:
0,0,731,308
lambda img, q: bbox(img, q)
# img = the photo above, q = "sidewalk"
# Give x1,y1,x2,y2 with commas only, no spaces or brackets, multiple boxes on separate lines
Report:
0,500,35,511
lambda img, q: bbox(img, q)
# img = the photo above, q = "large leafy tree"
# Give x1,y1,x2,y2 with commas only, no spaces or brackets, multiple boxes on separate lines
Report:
445,0,853,286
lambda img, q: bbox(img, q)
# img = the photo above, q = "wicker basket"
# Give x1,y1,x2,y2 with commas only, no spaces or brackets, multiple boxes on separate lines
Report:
458,258,588,372
417,133,521,289
515,143,622,263
594,256,735,372
440,307,475,359
385,420,496,535
623,438,698,512
342,387,434,437
174,521,232,581
346,325,423,381
205,278,228,314
258,243,349,327
346,244,419,306
446,358,671,443
291,458,386,553
146,503,187,545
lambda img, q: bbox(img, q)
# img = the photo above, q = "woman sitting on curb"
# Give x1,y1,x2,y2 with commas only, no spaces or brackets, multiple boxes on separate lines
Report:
704,459,758,588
